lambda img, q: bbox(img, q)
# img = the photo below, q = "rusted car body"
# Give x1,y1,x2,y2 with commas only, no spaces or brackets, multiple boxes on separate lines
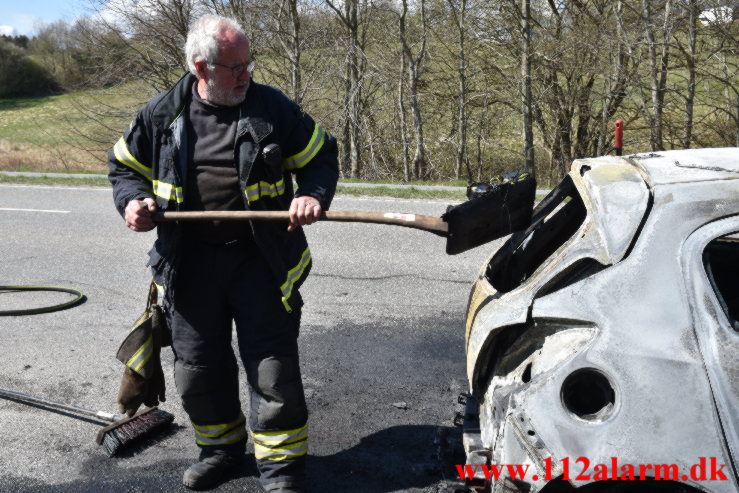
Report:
461,148,739,493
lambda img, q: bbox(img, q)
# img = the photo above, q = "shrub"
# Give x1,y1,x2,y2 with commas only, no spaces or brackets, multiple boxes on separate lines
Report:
0,40,61,97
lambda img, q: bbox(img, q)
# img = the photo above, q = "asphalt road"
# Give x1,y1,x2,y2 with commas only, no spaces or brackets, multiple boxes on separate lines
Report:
0,184,492,493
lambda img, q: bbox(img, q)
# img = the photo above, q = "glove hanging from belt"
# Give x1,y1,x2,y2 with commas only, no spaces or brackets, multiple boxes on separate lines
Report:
115,281,170,417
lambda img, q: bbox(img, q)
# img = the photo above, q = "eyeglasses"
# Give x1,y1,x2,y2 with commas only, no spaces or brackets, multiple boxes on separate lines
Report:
210,59,255,78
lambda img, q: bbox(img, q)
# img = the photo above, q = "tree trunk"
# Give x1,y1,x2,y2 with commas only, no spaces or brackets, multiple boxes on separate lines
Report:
341,54,352,179
398,49,410,181
326,0,363,178
288,0,301,104
409,61,426,179
682,0,697,149
521,0,535,177
720,51,739,147
656,0,672,147
597,0,626,156
398,0,428,180
448,0,468,180
349,35,361,179
348,1,362,178
272,0,303,104
643,0,671,151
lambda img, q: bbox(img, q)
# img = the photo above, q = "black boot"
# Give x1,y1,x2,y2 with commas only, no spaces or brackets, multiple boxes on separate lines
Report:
183,448,243,490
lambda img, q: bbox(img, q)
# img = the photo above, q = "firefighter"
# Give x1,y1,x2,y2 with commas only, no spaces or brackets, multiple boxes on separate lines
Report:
108,13,339,492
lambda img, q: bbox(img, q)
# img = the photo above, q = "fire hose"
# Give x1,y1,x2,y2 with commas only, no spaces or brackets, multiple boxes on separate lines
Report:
0,285,86,316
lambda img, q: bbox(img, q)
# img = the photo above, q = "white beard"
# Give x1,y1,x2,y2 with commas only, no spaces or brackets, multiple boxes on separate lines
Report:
203,77,248,107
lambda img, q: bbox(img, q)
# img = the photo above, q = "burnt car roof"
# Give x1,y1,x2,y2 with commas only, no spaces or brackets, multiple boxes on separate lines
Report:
626,147,739,185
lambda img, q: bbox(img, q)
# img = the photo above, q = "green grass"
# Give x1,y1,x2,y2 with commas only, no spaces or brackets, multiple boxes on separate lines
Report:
0,94,70,145
0,174,110,187
0,84,150,145
0,82,154,173
340,177,470,187
337,185,466,201
0,96,57,112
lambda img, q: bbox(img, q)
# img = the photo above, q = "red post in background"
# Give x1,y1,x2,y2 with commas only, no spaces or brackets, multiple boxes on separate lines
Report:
615,120,623,156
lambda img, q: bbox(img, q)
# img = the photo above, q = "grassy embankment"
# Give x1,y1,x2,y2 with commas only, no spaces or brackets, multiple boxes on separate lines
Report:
0,83,153,172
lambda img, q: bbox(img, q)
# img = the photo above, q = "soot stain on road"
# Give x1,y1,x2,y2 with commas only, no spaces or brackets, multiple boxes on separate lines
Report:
301,311,467,492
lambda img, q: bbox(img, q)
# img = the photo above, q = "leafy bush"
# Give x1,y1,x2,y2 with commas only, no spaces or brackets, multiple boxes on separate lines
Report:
0,40,61,97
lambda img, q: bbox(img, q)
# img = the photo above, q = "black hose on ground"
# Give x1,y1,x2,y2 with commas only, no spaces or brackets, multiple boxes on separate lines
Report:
0,286,86,316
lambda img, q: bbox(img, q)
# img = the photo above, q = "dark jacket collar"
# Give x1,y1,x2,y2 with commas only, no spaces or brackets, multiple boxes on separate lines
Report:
150,72,197,129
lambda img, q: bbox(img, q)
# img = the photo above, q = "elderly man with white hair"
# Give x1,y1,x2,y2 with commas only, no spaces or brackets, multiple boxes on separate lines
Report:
107,13,339,492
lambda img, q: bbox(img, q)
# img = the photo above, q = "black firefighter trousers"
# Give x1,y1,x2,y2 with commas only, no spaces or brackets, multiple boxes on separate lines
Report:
166,239,308,492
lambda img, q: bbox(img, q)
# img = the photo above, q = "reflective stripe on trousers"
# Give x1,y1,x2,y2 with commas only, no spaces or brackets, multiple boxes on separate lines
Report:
193,412,248,446
252,424,308,461
280,247,311,312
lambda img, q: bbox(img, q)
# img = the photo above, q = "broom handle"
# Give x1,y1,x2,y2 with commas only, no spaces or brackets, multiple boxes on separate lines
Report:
152,210,449,236
0,388,124,422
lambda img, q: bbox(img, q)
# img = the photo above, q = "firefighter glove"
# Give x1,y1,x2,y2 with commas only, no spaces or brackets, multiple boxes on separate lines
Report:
117,363,166,417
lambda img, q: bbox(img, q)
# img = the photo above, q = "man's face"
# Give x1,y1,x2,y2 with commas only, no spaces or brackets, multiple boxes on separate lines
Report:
200,31,251,106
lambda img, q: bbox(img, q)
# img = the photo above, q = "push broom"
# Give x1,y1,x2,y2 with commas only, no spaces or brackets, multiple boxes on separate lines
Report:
0,387,174,456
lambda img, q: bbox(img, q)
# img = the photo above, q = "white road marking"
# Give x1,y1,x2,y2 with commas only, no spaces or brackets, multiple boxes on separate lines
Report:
0,207,70,214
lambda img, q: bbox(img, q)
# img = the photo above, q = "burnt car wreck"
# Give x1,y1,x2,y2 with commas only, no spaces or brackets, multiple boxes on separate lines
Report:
459,148,739,493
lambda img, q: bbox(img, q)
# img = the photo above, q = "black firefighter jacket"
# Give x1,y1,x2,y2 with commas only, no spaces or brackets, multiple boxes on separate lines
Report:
108,73,339,313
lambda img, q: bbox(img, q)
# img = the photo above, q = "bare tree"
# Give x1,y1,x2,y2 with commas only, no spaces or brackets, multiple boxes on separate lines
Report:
276,0,303,102
702,1,738,147
325,0,372,178
444,0,469,180
642,0,674,150
595,0,636,155
528,0,642,178
82,0,197,90
673,0,699,148
396,0,429,179
396,27,411,181
520,0,534,178
29,21,82,87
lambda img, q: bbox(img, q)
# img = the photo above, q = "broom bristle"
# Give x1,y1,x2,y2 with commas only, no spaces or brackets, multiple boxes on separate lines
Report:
100,408,175,456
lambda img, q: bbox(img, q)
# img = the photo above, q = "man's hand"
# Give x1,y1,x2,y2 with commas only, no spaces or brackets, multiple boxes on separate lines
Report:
288,196,322,232
124,198,157,232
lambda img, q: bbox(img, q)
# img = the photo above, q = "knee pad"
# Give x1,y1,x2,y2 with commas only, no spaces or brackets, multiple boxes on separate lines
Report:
247,356,307,428
174,359,240,423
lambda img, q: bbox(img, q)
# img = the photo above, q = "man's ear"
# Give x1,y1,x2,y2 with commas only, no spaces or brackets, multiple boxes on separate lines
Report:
194,59,208,80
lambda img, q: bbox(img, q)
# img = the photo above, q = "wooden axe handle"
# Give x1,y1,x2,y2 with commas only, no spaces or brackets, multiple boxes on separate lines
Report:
152,210,449,236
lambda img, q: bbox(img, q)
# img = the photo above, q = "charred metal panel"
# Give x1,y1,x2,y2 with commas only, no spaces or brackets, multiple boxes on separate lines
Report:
467,158,649,390
463,148,739,493
573,159,650,262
